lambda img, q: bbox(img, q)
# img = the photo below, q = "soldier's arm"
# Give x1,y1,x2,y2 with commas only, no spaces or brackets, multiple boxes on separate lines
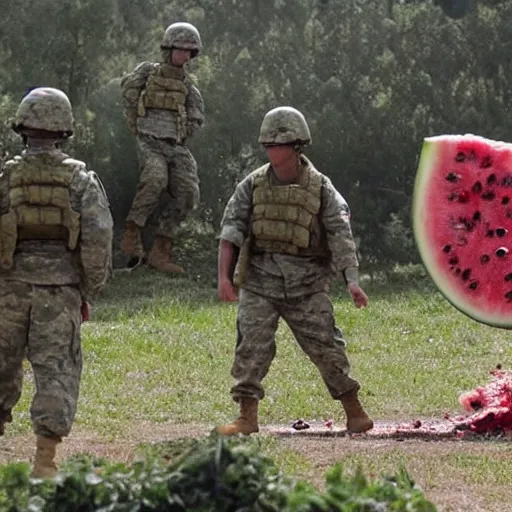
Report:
185,83,204,139
120,62,154,133
219,175,253,248
321,178,360,286
77,171,114,303
218,175,253,283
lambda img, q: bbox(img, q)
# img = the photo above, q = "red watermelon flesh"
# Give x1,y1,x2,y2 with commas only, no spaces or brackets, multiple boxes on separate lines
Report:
458,369,512,434
413,135,512,328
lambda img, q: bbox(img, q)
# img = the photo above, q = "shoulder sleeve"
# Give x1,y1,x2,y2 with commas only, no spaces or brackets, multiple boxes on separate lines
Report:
185,83,205,138
121,61,154,108
320,177,359,274
74,169,113,302
218,172,255,247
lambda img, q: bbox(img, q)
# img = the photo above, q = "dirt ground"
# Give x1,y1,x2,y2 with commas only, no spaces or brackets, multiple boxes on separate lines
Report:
1,419,510,512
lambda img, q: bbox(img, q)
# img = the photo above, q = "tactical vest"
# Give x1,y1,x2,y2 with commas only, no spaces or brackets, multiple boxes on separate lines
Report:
137,64,189,142
138,64,187,112
0,154,80,269
250,162,328,256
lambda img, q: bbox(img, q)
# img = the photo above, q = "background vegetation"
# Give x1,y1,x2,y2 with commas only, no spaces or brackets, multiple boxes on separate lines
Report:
2,0,511,274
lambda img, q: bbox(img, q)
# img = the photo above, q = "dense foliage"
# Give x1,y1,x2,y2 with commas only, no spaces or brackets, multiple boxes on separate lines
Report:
1,0,511,272
0,434,437,511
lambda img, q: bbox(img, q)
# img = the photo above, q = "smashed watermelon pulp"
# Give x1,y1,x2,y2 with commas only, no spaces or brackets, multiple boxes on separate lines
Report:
413,134,512,329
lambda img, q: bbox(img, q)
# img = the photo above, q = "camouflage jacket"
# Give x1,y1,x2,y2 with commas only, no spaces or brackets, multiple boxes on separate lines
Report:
121,61,204,142
219,156,359,299
0,147,113,303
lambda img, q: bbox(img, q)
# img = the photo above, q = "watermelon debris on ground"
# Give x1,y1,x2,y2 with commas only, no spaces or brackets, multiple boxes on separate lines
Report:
266,368,512,441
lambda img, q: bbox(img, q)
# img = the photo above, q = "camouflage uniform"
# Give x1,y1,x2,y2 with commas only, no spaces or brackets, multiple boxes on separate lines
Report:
120,22,204,272
220,156,360,401
0,87,113,477
218,106,372,435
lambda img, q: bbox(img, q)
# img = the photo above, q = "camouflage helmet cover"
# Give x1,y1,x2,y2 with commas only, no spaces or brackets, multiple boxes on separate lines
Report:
258,106,312,146
13,87,74,136
161,22,202,56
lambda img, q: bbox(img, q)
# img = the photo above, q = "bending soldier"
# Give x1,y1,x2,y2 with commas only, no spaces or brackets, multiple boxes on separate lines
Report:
120,22,205,273
217,106,373,435
0,88,113,477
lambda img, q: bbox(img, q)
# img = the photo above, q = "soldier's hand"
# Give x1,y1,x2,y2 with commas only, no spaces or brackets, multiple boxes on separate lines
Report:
81,302,91,322
218,278,238,302
348,283,368,309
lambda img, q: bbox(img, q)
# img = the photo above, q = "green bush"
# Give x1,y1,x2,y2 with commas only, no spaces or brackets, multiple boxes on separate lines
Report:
0,434,436,511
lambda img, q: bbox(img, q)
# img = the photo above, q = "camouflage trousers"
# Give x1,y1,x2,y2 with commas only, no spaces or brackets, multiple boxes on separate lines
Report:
230,289,360,402
0,281,82,438
126,135,200,238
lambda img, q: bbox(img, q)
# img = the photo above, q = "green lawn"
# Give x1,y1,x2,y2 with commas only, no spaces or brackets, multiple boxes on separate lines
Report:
10,267,511,433
6,268,512,511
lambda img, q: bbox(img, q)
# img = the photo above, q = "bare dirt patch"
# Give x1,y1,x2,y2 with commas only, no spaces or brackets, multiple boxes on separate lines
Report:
0,421,214,466
268,420,512,512
263,418,460,439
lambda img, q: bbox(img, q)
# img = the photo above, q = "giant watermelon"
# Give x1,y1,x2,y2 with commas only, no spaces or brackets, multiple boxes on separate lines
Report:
413,134,512,329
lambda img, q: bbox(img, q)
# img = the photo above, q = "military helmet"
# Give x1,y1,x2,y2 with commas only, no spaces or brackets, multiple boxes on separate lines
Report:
13,87,74,136
160,22,202,56
258,106,311,146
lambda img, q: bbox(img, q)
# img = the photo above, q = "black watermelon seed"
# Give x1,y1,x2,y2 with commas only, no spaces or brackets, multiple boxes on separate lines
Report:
480,254,491,264
443,244,452,253
486,229,495,237
473,211,481,221
468,281,479,290
505,273,512,282
505,291,512,301
455,152,465,162
487,173,497,185
472,181,483,194
482,190,496,201
502,197,510,205
481,156,493,169
445,172,458,182
461,268,471,281
449,256,459,265
496,247,508,258
496,228,508,238
501,175,512,187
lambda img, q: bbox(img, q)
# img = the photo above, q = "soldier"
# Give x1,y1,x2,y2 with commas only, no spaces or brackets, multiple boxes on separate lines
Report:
120,22,205,273
217,106,373,435
0,87,113,477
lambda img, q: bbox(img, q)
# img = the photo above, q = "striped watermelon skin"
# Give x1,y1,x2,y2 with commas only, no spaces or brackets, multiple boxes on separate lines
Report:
413,134,512,329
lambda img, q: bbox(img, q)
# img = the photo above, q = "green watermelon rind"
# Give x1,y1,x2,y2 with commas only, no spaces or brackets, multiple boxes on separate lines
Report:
412,135,512,330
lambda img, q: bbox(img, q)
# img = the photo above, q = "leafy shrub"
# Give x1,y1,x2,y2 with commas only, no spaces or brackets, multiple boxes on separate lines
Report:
0,434,437,511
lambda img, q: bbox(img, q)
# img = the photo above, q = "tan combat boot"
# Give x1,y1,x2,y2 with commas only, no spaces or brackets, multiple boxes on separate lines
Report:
31,435,61,479
120,221,145,259
0,411,12,436
217,398,259,436
340,390,374,434
147,235,185,274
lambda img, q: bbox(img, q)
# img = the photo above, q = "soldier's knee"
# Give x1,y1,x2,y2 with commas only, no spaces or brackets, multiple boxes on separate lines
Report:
140,157,168,189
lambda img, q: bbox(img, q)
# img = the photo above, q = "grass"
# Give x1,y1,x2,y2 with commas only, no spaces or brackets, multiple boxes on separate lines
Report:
5,266,512,510
10,267,511,433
